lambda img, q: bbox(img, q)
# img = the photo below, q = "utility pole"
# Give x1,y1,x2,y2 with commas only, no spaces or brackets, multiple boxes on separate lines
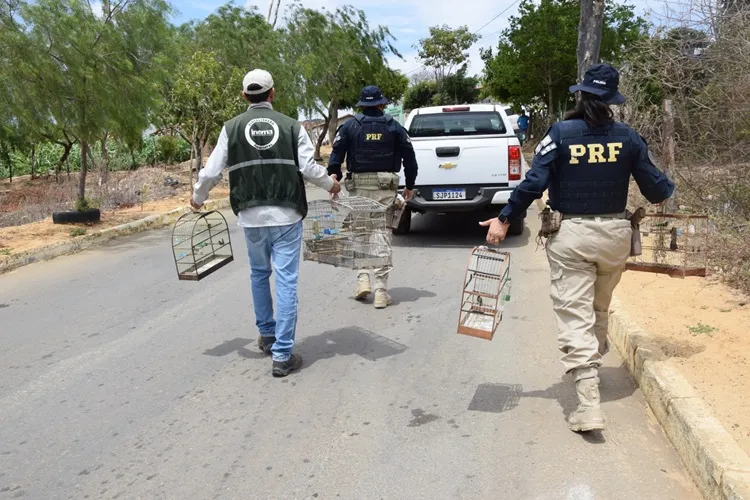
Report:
576,0,605,83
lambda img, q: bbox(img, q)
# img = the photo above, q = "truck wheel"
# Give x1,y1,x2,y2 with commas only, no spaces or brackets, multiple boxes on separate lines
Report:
508,217,525,236
392,208,412,235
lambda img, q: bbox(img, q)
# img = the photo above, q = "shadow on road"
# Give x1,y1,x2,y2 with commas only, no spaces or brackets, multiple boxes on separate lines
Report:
467,365,636,442
393,211,532,250
296,325,408,368
202,337,265,359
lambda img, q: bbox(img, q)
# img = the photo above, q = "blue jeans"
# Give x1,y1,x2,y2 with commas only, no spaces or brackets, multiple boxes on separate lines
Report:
243,221,302,362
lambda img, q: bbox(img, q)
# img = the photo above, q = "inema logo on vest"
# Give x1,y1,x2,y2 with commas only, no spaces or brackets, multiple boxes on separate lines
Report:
245,117,280,151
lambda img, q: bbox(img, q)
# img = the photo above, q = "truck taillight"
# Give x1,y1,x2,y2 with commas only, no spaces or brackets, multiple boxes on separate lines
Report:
508,145,521,180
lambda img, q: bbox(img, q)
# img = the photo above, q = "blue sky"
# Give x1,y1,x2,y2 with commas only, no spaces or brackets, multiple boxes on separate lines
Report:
172,0,661,77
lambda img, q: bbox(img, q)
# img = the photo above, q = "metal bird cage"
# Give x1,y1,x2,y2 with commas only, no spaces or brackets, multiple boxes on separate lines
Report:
627,213,709,277
172,211,234,281
303,196,392,269
458,247,512,340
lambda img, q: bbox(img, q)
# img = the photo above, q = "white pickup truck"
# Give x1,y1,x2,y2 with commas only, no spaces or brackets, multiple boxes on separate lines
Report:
395,104,527,235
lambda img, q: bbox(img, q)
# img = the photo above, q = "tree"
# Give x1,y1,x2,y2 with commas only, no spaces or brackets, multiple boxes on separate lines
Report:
285,5,406,158
165,51,243,177
404,81,438,110
482,0,645,120
2,0,171,206
417,25,479,92
403,71,480,109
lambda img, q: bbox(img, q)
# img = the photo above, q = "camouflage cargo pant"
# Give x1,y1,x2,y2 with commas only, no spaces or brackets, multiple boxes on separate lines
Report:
345,172,397,282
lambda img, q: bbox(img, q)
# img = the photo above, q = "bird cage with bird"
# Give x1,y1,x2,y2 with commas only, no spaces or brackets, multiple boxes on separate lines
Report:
172,211,234,281
458,246,512,340
303,196,391,269
627,213,709,277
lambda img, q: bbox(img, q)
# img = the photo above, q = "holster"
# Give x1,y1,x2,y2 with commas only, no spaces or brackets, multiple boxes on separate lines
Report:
537,206,562,248
628,207,647,256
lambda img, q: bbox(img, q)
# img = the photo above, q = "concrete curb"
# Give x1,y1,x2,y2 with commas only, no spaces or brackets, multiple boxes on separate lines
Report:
0,198,230,275
608,297,750,500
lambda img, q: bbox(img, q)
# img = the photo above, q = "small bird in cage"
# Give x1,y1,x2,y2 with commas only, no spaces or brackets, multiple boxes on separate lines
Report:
457,247,511,341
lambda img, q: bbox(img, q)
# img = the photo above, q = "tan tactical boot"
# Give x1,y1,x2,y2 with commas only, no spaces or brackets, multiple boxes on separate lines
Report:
567,367,605,432
355,273,372,301
373,276,392,309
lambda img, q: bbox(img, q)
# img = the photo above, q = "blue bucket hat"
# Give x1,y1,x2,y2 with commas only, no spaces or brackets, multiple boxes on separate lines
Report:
356,85,388,107
569,64,626,105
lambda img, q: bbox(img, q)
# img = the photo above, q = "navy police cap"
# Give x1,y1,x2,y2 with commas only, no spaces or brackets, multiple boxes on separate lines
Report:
356,85,388,107
569,63,626,105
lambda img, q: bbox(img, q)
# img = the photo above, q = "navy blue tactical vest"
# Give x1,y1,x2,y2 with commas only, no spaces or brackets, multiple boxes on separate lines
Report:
349,114,397,173
550,120,636,214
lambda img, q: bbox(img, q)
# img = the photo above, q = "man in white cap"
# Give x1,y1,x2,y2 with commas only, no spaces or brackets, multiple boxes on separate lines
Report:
192,69,341,378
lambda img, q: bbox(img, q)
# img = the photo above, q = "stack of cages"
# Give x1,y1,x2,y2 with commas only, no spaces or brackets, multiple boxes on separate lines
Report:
303,197,392,269
172,211,233,281
627,213,709,277
458,247,512,340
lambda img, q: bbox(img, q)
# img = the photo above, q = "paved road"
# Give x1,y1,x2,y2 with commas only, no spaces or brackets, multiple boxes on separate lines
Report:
0,195,699,500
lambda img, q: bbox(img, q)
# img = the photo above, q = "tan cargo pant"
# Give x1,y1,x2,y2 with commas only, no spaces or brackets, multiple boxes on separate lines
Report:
345,173,397,284
546,216,632,373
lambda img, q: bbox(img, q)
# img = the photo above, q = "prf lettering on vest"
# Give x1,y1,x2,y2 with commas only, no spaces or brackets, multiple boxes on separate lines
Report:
365,133,383,141
569,142,623,164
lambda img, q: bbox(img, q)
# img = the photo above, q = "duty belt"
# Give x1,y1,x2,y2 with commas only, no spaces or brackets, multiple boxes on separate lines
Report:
562,212,627,220
350,172,397,187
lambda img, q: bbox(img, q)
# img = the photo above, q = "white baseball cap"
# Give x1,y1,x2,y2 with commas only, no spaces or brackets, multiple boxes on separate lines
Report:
242,69,274,95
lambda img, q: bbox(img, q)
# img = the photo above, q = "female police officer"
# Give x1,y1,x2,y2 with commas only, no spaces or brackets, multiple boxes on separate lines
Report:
481,64,674,433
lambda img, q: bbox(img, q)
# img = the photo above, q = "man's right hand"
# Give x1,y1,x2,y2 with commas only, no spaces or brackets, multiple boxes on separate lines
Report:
329,175,341,195
402,188,415,202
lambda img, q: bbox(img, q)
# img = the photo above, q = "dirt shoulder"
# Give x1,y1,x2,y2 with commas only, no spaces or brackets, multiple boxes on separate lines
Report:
617,271,750,455
0,162,230,266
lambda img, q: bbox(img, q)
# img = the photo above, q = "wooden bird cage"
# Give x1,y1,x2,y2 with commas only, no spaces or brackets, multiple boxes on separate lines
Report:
627,213,709,277
458,247,512,340
172,211,233,281
303,197,391,269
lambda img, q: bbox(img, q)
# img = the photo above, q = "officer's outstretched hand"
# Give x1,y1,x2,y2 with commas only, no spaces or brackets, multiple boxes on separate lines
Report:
480,218,510,245
328,175,341,195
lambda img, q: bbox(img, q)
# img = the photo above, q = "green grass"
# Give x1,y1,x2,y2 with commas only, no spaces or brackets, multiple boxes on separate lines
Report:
69,228,87,237
688,322,718,336
0,248,11,256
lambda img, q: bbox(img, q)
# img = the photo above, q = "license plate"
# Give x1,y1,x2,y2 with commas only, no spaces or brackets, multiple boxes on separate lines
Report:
433,188,466,200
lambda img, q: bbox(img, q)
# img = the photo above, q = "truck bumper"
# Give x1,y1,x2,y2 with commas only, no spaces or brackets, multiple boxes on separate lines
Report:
403,186,516,213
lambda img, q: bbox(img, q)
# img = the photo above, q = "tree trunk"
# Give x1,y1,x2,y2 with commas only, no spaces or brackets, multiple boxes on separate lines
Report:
100,134,110,184
54,141,73,183
30,146,37,180
577,0,605,83
548,85,555,124
78,141,89,205
327,98,339,146
315,113,333,161
662,99,678,213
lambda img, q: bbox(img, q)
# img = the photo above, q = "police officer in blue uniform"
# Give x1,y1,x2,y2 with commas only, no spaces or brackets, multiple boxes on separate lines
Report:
328,85,418,309
481,64,674,433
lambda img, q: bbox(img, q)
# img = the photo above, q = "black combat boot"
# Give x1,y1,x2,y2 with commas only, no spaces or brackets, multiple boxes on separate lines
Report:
272,354,303,378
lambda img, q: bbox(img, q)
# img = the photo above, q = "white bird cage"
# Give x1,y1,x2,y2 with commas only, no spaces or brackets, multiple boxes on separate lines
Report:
172,211,233,281
303,196,392,269
458,246,512,340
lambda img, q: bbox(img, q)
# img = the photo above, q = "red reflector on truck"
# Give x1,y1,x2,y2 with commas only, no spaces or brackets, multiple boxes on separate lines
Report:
442,106,470,112
508,146,522,180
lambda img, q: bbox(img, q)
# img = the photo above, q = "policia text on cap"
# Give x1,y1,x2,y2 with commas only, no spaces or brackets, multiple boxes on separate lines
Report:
481,64,674,433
